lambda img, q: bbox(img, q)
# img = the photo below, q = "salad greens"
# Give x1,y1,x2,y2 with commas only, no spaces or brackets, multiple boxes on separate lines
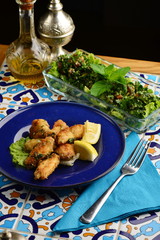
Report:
9,137,29,167
48,49,160,119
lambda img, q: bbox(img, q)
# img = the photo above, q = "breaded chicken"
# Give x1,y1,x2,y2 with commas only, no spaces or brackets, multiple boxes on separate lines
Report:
25,139,41,152
55,143,76,161
30,119,53,139
24,137,55,168
70,124,84,139
23,119,87,180
56,127,74,145
51,119,68,136
34,153,60,180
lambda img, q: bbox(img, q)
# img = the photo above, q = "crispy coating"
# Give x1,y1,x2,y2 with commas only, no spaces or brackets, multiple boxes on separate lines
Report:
24,137,55,168
34,153,60,180
52,119,68,136
24,155,37,169
23,119,86,180
30,119,53,139
55,143,76,161
56,127,74,145
25,139,41,152
70,124,84,139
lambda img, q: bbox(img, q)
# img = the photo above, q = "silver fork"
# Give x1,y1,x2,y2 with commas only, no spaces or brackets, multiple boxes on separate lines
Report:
80,136,150,224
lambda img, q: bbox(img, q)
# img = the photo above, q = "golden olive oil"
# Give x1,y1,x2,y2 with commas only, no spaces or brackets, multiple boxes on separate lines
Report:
6,0,51,84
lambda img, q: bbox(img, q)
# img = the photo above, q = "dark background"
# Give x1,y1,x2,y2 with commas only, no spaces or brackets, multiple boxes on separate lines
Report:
1,0,160,62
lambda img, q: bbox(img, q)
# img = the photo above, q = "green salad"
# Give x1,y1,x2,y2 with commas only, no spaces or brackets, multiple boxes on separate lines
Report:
48,49,160,119
9,137,29,167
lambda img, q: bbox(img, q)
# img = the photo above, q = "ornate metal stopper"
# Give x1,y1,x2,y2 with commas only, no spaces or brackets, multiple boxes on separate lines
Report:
38,0,75,59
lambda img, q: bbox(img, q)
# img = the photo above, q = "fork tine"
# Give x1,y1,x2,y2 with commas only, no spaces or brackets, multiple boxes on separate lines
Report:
126,135,145,165
130,140,148,167
132,142,150,168
134,142,150,168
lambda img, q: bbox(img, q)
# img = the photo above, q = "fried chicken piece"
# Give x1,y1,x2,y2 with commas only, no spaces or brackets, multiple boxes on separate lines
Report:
25,139,41,152
29,119,53,139
56,127,74,145
25,156,37,169
24,137,55,169
69,124,84,139
34,153,60,180
51,119,68,136
55,143,76,161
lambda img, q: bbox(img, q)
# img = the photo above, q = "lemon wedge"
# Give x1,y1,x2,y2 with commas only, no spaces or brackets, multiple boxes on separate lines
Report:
82,120,101,144
74,140,98,161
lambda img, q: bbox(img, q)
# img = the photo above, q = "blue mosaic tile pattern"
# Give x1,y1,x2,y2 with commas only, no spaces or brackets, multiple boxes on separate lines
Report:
0,62,66,109
0,60,160,240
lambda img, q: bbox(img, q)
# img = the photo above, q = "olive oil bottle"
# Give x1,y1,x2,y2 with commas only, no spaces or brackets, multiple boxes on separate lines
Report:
6,0,51,84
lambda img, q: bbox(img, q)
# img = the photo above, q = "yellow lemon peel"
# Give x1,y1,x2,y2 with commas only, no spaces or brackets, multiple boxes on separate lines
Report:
74,140,98,161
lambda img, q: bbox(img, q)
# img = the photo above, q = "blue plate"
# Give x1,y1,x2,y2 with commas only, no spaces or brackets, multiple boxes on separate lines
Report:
0,101,125,188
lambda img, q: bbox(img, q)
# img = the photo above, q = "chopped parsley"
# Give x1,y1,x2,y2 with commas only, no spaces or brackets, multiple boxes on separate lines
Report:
48,49,160,119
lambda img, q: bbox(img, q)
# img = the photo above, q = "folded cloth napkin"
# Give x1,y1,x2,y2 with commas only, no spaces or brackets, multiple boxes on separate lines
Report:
53,132,160,233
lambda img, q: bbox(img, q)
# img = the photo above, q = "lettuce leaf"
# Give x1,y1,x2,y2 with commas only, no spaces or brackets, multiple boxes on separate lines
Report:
9,137,29,167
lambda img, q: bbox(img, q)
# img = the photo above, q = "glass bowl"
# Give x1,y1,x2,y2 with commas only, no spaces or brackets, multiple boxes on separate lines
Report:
43,50,160,133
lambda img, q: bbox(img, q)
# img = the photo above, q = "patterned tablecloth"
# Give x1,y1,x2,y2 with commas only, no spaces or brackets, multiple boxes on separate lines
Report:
0,61,160,240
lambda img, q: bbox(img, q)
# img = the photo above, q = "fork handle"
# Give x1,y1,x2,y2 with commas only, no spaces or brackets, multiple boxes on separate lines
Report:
80,173,125,224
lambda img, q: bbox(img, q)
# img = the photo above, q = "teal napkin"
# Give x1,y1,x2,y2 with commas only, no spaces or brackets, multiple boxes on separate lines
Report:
53,132,160,233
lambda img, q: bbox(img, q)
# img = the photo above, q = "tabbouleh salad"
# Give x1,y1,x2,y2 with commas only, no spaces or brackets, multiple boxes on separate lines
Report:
48,49,160,119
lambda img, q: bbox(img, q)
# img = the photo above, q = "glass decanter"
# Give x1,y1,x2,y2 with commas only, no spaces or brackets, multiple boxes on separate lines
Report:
6,0,51,84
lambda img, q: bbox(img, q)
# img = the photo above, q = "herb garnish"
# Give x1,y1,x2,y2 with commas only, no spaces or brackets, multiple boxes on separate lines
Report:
48,50,160,119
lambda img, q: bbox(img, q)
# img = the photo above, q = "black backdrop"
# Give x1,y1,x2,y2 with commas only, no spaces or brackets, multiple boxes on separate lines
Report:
1,0,160,62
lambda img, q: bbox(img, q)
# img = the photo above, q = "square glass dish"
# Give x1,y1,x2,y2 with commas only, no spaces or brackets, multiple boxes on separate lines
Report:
43,50,160,133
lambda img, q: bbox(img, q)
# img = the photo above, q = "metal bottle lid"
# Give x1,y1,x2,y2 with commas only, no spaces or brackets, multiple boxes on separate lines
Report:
48,0,63,11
